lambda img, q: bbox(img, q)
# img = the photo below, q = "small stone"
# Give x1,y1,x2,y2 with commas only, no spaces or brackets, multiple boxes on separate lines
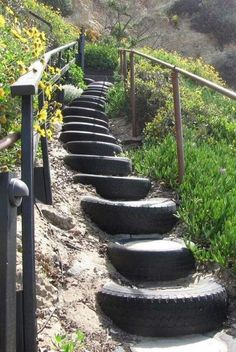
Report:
42,206,75,230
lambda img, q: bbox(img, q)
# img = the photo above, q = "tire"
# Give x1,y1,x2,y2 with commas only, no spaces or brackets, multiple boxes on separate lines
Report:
74,175,151,200
63,107,108,122
62,122,109,135
84,78,94,85
90,81,113,87
86,85,109,92
82,90,107,98
66,141,122,156
59,131,117,144
69,100,105,112
64,155,132,176
97,280,227,337
81,196,177,234
107,237,195,281
74,95,106,103
63,116,108,128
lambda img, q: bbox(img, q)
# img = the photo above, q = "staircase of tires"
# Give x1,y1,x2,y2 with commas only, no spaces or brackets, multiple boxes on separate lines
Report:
60,80,227,338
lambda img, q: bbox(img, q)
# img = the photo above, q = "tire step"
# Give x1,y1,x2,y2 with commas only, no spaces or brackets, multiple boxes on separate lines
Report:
66,141,122,156
63,107,108,122
73,95,106,103
59,131,117,144
108,237,195,281
63,116,108,128
64,155,132,176
82,89,107,97
69,100,105,112
89,81,113,87
97,280,227,337
81,196,177,234
74,174,151,200
62,122,109,135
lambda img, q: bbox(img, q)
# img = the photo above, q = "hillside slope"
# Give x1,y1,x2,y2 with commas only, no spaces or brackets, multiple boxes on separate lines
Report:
69,0,235,87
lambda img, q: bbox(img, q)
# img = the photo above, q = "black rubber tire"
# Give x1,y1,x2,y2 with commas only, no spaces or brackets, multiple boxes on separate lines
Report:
59,131,117,144
81,196,177,234
73,95,106,103
85,86,109,93
69,100,105,111
65,141,122,156
82,90,107,98
74,175,151,200
63,116,108,128
97,280,227,337
62,122,109,135
90,81,113,87
64,155,132,176
86,85,109,92
63,107,108,122
107,237,195,281
84,78,94,85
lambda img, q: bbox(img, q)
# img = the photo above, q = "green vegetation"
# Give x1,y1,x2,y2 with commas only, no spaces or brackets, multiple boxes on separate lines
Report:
0,0,80,170
67,63,86,89
84,43,119,71
108,47,236,271
53,330,85,352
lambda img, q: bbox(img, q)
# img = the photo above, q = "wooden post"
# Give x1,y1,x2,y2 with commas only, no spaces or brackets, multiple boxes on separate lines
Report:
120,50,123,76
171,70,185,183
130,51,137,137
123,50,128,85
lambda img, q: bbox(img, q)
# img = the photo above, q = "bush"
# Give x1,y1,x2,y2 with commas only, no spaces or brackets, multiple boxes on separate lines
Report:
212,49,236,89
84,43,119,71
23,0,80,46
67,64,86,89
168,0,201,16
106,80,130,119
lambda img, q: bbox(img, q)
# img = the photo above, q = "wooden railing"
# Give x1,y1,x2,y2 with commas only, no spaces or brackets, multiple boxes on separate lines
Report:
119,48,236,183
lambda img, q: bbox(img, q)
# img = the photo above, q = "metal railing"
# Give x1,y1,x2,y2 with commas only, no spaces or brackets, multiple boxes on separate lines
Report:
119,48,236,183
0,33,85,352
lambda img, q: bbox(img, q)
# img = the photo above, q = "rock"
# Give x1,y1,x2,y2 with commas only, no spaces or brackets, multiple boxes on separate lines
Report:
42,206,76,230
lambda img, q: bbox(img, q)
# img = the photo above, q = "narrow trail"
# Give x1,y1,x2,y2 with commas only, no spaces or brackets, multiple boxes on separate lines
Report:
55,79,236,351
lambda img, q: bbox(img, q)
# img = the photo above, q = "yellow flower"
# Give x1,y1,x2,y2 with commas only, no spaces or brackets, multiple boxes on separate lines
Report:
46,129,52,140
0,87,5,97
0,15,5,28
6,6,14,15
0,115,7,124
11,28,27,43
37,108,47,122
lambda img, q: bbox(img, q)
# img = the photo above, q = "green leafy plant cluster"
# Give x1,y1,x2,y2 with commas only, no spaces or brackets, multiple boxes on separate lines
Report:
53,330,85,352
106,79,130,119
67,63,86,89
84,43,119,71
108,47,236,271
23,0,80,45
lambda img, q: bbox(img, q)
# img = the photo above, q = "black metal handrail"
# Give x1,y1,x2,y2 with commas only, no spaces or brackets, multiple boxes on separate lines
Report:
0,33,85,352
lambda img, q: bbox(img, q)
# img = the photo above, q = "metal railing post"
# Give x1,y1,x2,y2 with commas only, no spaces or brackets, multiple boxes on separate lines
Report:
21,95,37,352
0,173,28,352
130,51,137,137
171,70,185,183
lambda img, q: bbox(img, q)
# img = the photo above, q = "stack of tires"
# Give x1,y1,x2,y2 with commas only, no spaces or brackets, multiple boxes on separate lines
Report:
60,79,227,337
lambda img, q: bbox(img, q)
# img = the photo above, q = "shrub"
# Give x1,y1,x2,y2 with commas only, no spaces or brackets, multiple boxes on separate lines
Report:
168,0,201,16
23,0,80,45
67,64,86,89
84,43,119,71
106,80,130,119
212,49,236,89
